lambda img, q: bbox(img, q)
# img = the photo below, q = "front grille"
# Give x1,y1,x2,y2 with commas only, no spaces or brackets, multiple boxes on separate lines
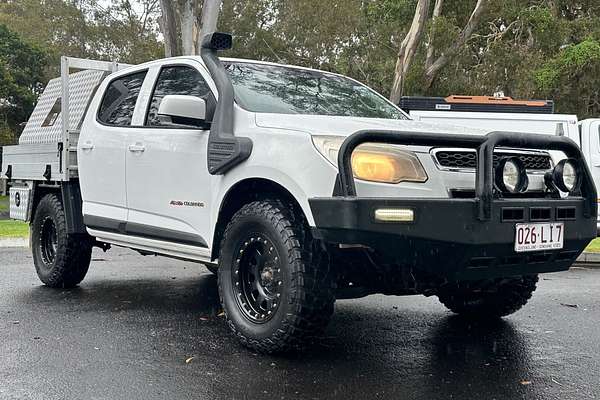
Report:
435,151,552,170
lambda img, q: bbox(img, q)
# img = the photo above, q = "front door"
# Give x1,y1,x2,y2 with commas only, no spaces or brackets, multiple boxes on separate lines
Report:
125,62,215,248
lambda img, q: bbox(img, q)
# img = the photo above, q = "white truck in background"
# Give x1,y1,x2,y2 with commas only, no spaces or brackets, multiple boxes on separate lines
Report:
401,95,600,234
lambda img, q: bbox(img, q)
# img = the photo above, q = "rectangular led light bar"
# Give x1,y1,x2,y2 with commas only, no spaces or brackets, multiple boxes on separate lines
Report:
374,208,415,222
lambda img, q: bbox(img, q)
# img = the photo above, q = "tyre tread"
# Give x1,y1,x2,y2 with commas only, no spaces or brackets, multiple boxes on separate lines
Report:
32,193,92,288
437,275,539,318
218,199,334,353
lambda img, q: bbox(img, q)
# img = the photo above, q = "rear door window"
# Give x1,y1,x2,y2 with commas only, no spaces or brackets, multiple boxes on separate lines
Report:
98,71,147,126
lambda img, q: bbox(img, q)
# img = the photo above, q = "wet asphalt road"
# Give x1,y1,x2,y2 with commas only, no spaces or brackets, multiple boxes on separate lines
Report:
1,247,599,400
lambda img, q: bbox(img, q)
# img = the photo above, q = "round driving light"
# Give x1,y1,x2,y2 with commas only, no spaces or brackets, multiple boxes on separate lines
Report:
563,161,577,190
495,157,528,193
552,159,581,193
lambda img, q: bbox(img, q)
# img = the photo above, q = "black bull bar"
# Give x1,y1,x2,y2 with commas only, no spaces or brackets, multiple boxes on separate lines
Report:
334,130,597,220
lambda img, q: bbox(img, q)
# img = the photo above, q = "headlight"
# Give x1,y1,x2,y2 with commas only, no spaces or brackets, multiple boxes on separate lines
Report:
552,159,581,193
312,135,428,184
495,157,528,193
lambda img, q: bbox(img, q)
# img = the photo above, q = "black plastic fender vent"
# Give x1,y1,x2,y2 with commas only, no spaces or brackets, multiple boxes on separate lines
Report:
207,137,252,175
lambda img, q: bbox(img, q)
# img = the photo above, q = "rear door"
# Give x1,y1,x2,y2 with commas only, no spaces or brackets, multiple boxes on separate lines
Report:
78,69,147,227
125,61,216,247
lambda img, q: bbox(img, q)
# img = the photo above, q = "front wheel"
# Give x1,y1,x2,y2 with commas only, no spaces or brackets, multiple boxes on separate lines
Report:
218,200,335,353
437,275,539,318
31,193,93,288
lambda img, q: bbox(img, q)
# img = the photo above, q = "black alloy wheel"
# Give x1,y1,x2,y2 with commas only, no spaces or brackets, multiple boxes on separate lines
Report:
217,199,335,353
31,193,93,288
233,233,282,323
39,217,58,267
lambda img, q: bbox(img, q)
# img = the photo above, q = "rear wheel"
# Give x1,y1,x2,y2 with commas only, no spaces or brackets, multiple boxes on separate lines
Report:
218,200,335,353
437,275,538,318
31,194,93,288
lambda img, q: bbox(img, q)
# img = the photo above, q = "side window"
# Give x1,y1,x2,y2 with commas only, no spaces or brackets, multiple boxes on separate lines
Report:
145,66,212,127
98,71,147,126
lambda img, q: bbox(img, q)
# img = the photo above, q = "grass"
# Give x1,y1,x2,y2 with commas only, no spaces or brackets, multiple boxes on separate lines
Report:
0,195,7,213
0,195,29,238
0,219,29,238
585,238,600,253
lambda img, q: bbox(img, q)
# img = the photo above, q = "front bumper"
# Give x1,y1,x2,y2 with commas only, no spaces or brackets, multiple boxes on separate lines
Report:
310,197,596,280
312,129,597,281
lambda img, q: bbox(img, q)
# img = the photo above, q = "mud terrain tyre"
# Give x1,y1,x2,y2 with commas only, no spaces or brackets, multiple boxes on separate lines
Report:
31,193,93,288
437,275,539,318
218,200,335,353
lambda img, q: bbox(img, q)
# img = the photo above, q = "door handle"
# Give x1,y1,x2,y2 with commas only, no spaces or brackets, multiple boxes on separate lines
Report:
128,143,146,153
80,141,94,151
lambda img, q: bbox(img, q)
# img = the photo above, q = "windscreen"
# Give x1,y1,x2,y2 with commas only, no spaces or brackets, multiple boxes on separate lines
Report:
225,62,407,120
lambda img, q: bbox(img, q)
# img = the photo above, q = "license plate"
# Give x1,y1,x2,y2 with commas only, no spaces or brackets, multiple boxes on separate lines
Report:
515,223,564,253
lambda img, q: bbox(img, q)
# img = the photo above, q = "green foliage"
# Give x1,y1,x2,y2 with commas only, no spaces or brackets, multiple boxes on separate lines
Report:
562,39,600,69
393,1,600,118
0,0,162,142
534,66,561,92
535,39,600,117
3,0,600,125
0,0,163,71
0,24,47,146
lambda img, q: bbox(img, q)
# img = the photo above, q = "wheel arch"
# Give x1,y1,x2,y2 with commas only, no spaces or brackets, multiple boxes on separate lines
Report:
29,181,86,234
210,177,312,260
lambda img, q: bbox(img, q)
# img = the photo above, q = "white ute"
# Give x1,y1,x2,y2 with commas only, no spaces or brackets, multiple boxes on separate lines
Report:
1,33,597,353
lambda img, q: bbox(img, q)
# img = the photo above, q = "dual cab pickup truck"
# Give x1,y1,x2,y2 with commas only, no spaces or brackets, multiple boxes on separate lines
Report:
1,33,597,353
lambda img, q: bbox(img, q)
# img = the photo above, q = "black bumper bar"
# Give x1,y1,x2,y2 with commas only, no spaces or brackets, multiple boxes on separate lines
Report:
310,130,597,280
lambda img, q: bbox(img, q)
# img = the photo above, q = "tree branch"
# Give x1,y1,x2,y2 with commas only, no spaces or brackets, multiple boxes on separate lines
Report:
425,0,444,71
424,0,491,88
389,0,431,104
196,0,222,53
158,0,179,57
181,0,198,55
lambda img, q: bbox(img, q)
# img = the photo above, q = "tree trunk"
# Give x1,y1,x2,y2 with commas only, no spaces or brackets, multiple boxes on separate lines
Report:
181,0,198,55
159,0,179,57
389,0,430,105
196,0,222,53
425,0,444,71
424,0,490,88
